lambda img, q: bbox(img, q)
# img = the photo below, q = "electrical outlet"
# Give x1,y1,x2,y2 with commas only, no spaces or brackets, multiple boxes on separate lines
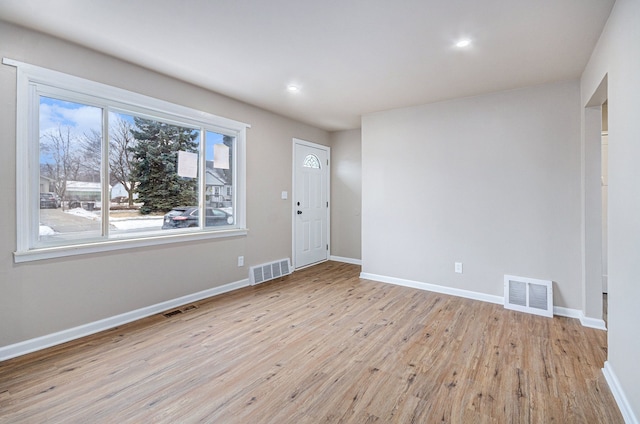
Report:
455,262,463,274
238,256,244,267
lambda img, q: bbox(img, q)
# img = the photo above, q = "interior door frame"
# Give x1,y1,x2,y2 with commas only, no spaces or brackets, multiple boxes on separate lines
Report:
292,138,331,269
583,74,607,328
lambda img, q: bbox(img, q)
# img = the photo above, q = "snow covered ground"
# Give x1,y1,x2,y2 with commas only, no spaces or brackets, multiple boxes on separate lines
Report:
66,208,100,220
39,225,55,236
39,206,234,236
39,208,164,235
109,216,164,230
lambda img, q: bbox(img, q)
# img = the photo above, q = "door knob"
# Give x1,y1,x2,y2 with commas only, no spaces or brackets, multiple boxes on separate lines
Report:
297,210,302,215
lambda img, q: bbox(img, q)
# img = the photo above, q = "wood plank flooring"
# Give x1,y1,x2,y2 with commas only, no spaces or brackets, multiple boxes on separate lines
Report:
0,261,623,423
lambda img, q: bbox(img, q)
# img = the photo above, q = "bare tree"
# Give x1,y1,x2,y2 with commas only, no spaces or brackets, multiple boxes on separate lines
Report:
40,126,83,208
80,129,102,182
109,117,137,207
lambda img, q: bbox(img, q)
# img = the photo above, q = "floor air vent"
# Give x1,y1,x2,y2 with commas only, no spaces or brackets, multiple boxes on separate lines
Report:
162,304,198,318
504,275,553,318
250,258,292,285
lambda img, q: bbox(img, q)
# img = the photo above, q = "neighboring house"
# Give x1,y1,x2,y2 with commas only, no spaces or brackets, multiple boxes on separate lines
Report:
111,182,138,201
206,162,232,206
65,181,110,202
39,175,54,193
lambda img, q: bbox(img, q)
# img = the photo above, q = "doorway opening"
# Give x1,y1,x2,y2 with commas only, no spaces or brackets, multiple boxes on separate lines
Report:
583,74,607,329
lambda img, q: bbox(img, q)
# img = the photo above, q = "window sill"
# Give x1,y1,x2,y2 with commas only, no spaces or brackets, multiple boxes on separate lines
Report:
13,228,248,263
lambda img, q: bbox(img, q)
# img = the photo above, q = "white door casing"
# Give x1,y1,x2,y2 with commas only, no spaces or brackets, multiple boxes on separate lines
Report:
293,139,329,269
601,132,608,293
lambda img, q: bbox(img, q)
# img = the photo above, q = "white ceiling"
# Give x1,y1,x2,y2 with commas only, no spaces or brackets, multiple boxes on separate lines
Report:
0,0,614,131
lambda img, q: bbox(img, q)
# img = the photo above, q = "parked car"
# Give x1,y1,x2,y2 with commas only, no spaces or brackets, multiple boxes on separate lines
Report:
40,192,59,209
162,206,233,229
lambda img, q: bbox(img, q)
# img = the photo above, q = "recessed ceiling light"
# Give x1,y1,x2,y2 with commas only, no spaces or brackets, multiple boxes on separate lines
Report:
455,39,472,48
287,84,300,93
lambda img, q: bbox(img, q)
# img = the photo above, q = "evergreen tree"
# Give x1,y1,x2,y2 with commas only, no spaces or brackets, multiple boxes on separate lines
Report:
129,118,199,214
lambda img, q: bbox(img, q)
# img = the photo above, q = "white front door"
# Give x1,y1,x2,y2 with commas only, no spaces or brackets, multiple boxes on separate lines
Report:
293,139,329,269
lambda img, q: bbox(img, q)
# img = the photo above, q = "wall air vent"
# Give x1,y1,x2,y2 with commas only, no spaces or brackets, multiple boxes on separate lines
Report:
504,275,553,318
250,258,292,285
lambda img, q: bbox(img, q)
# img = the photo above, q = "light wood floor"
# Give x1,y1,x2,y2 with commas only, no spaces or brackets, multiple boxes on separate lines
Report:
0,262,623,423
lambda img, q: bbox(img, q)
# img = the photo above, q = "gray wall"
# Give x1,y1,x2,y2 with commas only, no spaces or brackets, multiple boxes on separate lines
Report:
581,0,640,417
362,80,582,309
0,22,329,347
329,129,362,261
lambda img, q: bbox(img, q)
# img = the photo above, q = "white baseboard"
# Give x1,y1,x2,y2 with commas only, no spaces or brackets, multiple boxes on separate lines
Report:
552,305,582,319
359,272,503,305
603,361,639,424
360,272,607,330
330,255,362,265
579,315,607,330
553,307,607,330
0,278,250,362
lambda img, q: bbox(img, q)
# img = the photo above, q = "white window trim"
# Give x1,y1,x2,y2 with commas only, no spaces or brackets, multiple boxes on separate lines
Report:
4,58,249,263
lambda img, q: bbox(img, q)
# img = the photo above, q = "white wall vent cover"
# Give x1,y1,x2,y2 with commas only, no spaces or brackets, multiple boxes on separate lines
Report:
250,258,292,285
504,275,553,318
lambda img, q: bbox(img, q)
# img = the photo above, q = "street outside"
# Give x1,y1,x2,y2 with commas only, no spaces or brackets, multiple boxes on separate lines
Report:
39,207,164,236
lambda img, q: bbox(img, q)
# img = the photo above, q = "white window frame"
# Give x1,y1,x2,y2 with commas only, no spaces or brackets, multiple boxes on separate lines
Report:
5,58,249,263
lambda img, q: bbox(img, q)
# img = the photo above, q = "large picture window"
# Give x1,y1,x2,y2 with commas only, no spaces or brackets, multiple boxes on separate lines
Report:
7,59,248,262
